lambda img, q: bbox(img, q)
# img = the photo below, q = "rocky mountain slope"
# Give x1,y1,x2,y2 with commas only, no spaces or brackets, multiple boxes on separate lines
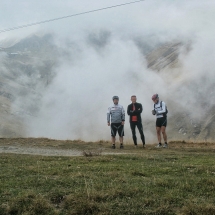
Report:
0,34,59,137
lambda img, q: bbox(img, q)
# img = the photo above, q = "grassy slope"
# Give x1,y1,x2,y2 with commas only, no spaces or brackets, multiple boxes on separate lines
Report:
0,140,215,215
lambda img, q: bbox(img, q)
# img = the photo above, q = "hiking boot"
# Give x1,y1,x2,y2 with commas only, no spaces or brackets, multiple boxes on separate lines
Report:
163,143,168,148
120,144,124,149
134,144,137,148
143,144,146,148
156,143,162,148
111,145,116,149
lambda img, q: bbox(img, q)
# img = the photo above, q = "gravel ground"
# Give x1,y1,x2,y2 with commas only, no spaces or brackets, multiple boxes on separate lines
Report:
0,146,83,156
0,138,127,156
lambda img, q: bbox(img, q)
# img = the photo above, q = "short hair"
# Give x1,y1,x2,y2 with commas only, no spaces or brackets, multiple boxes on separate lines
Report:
131,95,136,98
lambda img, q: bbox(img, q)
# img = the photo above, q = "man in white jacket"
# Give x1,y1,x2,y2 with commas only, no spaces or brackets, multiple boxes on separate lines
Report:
151,94,168,148
107,96,125,149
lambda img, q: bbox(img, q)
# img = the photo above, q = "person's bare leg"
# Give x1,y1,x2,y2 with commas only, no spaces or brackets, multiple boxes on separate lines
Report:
112,136,116,144
111,136,116,149
161,126,168,148
161,126,167,142
156,127,161,143
119,136,123,144
119,136,124,148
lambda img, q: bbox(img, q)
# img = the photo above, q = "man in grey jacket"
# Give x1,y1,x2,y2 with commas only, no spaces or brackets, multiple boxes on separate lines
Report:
107,96,125,149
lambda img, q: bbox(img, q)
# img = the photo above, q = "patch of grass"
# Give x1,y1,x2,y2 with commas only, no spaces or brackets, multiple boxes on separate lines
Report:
1,193,57,215
181,202,215,215
0,141,215,214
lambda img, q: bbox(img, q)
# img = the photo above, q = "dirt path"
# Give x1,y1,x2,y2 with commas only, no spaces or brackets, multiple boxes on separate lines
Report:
0,138,127,156
0,145,83,156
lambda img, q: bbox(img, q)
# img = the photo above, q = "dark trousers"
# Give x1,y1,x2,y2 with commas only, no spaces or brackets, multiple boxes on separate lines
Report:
130,121,145,145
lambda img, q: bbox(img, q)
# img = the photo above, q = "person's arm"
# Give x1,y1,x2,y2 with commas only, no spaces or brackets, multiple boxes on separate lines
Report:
107,107,111,125
152,104,156,115
156,102,166,114
132,103,142,114
121,106,125,124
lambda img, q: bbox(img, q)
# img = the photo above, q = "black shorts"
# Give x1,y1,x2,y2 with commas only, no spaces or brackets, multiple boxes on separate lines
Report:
111,123,124,137
156,117,167,128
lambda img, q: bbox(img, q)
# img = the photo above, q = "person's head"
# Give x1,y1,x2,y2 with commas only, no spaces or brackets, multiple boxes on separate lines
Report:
112,96,119,105
131,95,137,103
152,94,159,104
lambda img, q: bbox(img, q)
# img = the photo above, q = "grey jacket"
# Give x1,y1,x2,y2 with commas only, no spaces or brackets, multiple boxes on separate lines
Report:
107,104,125,123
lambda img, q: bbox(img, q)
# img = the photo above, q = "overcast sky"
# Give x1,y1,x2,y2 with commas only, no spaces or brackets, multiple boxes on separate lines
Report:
1,0,215,43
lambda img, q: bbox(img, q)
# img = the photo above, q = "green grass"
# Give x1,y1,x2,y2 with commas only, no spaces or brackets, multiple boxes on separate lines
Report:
0,143,215,215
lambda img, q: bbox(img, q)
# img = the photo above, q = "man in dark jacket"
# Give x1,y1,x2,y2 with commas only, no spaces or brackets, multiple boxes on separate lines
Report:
127,95,145,147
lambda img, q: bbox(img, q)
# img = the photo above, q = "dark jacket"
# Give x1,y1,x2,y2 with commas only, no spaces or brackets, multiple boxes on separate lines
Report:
127,102,143,123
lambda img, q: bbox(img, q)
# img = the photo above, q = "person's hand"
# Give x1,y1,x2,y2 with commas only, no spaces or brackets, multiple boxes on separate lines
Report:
152,110,156,115
121,121,125,125
107,122,110,126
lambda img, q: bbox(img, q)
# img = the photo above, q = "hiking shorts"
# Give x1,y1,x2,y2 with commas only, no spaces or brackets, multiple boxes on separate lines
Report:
111,123,124,137
156,117,167,128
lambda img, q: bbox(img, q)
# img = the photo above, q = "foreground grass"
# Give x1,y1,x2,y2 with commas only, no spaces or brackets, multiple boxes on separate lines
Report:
0,145,215,214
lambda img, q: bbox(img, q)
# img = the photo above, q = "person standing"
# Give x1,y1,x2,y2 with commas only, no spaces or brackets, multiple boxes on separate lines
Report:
151,94,168,148
127,95,145,147
107,96,125,149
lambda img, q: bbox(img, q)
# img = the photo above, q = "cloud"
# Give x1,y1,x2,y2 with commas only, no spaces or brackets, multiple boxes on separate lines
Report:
1,0,215,142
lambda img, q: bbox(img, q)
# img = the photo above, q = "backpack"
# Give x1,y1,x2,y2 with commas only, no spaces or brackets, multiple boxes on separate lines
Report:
154,101,168,116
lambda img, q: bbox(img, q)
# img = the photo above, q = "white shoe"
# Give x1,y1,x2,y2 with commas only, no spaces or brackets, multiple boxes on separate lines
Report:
163,143,168,148
156,144,162,148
